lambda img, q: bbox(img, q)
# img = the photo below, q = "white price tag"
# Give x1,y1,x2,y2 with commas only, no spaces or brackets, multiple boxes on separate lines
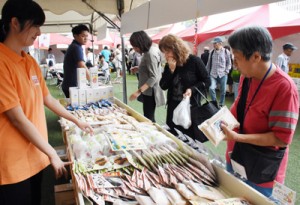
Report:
272,181,296,205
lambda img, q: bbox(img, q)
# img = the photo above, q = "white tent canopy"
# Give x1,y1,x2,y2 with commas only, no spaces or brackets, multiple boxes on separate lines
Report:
0,0,148,33
121,0,281,34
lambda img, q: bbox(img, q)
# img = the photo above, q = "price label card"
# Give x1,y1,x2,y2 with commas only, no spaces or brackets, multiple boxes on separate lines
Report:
272,181,296,205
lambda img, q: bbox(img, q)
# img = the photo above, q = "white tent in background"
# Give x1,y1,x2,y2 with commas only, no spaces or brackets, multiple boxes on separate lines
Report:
121,0,281,34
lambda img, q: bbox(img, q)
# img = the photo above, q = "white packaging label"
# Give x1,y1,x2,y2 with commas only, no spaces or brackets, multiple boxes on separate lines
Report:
78,89,87,106
86,88,94,104
272,181,296,205
90,66,99,88
77,68,87,88
69,87,79,107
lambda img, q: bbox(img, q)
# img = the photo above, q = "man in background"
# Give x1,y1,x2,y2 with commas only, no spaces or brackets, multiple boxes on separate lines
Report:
200,46,210,66
206,37,231,107
276,43,297,73
62,24,90,98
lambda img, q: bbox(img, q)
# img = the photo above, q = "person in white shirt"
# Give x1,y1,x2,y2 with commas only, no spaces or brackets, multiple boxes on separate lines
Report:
276,43,297,73
99,55,110,83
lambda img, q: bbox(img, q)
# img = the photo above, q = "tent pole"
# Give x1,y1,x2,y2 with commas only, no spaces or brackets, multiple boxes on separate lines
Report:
121,35,127,104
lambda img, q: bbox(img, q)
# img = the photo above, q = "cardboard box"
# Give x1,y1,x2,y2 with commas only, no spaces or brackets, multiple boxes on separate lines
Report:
55,183,76,205
69,87,79,107
77,68,87,89
89,67,99,88
93,88,101,102
78,89,87,106
86,88,94,104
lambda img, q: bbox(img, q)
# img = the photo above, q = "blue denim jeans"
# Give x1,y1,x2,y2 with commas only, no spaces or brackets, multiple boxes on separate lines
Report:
233,82,239,100
209,75,228,106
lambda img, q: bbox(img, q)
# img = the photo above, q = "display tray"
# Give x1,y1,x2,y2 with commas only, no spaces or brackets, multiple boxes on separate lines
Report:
63,97,275,205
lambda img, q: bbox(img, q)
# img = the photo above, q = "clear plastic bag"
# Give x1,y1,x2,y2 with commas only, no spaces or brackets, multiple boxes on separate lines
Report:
172,97,191,129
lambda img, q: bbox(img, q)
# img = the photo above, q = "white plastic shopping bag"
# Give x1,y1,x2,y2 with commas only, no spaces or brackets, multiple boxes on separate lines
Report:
172,97,191,129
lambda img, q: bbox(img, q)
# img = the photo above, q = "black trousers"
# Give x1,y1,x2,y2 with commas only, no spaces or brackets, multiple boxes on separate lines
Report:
0,168,45,205
142,93,156,122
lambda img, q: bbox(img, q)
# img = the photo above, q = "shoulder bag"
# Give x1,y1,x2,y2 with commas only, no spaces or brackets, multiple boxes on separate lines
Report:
190,87,219,142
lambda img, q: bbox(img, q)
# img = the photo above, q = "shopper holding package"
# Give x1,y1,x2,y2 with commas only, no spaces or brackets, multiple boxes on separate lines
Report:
0,1,93,204
159,34,210,138
129,31,165,122
221,26,299,197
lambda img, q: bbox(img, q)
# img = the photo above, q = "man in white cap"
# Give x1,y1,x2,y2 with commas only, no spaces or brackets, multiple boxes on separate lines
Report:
276,43,297,73
206,36,232,107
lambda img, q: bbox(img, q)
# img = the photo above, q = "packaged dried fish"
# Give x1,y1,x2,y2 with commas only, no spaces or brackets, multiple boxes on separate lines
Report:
163,187,187,205
135,195,156,205
147,186,171,205
183,180,225,201
175,183,196,200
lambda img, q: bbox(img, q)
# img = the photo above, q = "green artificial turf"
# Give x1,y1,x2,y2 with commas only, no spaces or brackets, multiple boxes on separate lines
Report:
46,73,299,204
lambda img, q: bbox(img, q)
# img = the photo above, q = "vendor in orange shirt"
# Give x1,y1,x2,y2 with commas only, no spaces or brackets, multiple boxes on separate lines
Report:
0,1,93,204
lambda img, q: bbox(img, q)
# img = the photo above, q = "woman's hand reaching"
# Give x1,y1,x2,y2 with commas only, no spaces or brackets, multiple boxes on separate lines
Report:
76,120,94,135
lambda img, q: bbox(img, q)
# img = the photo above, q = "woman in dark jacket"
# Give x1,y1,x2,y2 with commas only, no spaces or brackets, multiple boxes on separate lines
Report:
159,34,210,138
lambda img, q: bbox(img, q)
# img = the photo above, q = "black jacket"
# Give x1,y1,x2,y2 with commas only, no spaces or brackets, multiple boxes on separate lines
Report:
159,54,210,106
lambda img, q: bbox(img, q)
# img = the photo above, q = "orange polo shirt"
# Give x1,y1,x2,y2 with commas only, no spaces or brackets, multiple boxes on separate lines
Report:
0,43,50,185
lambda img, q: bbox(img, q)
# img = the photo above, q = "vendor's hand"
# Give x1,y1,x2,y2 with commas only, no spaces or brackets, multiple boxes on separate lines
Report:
50,154,73,179
167,58,177,72
129,91,140,101
76,121,94,135
183,88,192,98
221,122,239,141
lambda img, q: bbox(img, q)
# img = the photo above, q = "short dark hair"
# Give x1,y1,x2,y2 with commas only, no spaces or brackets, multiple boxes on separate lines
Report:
72,24,89,35
0,0,45,42
104,46,108,49
228,26,272,61
129,31,152,53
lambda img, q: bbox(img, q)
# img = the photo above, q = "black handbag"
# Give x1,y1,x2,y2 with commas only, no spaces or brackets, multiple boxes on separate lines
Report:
190,87,219,142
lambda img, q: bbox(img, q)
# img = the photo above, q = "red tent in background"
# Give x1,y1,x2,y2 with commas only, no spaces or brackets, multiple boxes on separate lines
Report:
269,17,300,40
177,4,300,45
176,6,257,43
93,32,122,48
34,33,72,48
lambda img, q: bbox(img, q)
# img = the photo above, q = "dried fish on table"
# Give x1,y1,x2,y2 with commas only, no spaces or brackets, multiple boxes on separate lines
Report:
147,186,171,205
175,183,196,200
163,187,187,205
89,192,105,205
113,199,139,205
135,195,156,205
183,180,225,201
